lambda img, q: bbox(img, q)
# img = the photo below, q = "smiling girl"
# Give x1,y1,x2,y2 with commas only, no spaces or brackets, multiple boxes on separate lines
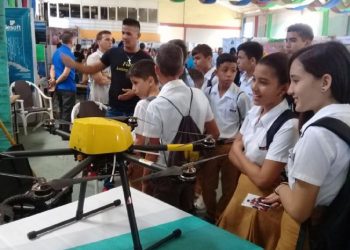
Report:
264,41,350,250
218,52,299,249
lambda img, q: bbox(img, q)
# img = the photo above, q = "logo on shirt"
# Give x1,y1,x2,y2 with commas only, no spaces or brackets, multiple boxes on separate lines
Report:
116,60,133,72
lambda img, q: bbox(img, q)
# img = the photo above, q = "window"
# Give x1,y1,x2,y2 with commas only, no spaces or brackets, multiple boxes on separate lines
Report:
101,7,108,20
70,4,80,18
109,7,116,20
128,8,137,20
58,4,69,18
138,8,147,22
91,6,98,19
50,3,57,17
82,6,89,19
149,9,158,23
117,7,127,21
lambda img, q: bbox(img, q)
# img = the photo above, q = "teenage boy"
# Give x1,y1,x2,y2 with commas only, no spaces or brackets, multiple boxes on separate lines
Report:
192,44,217,91
127,59,159,191
200,53,251,222
87,30,113,104
142,43,219,212
285,23,314,56
237,41,264,104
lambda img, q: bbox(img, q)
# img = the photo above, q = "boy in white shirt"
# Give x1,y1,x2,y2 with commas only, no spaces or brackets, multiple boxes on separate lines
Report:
192,44,218,91
237,41,264,104
127,59,159,191
142,43,219,212
200,53,251,222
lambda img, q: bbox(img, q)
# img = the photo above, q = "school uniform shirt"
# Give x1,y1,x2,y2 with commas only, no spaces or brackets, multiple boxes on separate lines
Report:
239,72,254,104
205,82,251,139
133,99,151,136
287,104,350,206
143,79,214,165
87,49,111,104
201,67,218,91
240,99,299,166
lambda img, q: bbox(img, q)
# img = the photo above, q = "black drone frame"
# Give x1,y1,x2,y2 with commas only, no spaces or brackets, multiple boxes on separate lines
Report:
0,125,215,250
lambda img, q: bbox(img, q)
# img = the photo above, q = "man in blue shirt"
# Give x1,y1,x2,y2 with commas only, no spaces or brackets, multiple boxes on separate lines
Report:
50,31,76,132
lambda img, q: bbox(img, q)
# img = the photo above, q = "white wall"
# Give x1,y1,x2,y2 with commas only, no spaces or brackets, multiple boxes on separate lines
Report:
270,10,323,39
158,25,184,43
185,28,240,49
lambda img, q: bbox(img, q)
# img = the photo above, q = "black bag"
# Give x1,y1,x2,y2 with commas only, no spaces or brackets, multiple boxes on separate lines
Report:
161,87,204,167
265,109,296,150
296,117,350,250
0,144,34,203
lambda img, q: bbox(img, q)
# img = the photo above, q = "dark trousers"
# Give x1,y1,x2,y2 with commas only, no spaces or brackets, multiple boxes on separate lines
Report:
197,144,240,222
56,90,76,132
152,177,195,213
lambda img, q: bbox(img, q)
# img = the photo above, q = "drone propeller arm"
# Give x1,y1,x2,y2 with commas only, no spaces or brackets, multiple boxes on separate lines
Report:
131,144,168,152
131,137,216,153
0,148,76,160
53,129,70,140
60,156,96,179
123,153,166,172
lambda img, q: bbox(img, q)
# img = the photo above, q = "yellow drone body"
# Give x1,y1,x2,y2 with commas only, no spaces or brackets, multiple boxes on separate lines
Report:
69,117,133,154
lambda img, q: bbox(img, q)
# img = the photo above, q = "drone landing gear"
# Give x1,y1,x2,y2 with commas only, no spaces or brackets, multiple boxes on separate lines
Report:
27,154,181,250
116,156,182,250
27,167,122,240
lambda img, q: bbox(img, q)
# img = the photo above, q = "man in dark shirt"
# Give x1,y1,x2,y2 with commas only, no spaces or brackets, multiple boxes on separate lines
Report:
61,18,151,116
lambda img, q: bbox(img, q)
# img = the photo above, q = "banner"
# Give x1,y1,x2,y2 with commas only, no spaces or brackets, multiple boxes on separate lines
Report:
5,8,36,83
0,1,12,151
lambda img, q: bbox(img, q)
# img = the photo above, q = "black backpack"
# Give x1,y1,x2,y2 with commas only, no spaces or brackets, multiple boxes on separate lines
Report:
0,144,34,203
160,88,204,167
265,109,296,150
296,117,350,250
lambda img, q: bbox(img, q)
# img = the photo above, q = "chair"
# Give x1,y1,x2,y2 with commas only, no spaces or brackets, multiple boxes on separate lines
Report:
71,100,108,122
10,80,54,135
71,100,108,194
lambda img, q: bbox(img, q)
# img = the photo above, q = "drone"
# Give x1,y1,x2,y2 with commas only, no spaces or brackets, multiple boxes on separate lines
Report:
0,117,224,250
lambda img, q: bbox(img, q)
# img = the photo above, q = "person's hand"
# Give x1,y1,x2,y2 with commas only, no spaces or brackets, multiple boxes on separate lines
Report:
118,88,136,101
262,193,281,208
48,79,56,92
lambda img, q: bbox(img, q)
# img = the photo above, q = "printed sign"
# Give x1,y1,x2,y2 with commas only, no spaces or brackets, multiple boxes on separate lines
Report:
5,8,35,83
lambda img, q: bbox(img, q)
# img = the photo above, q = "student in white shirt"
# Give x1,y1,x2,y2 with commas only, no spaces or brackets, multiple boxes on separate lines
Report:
192,44,218,91
127,59,159,191
199,53,250,223
142,43,219,212
285,23,313,57
263,42,350,250
237,41,264,104
218,53,299,250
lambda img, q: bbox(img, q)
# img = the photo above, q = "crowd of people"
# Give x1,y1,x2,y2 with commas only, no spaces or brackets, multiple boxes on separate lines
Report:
50,18,350,250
